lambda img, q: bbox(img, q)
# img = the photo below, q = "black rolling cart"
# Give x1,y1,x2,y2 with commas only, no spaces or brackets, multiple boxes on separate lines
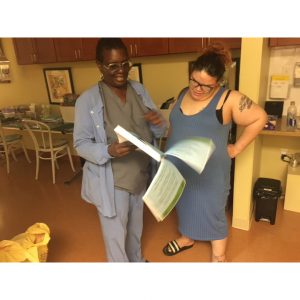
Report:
253,177,282,225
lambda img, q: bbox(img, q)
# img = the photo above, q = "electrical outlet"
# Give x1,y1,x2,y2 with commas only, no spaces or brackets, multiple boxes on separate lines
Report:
280,148,288,155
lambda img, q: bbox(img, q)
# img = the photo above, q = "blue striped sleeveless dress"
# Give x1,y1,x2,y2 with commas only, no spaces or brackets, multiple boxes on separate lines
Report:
166,87,232,240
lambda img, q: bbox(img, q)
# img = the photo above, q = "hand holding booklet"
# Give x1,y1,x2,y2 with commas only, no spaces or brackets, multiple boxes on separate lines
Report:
114,125,215,222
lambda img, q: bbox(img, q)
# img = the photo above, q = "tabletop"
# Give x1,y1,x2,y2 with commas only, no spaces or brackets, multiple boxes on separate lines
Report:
1,117,74,134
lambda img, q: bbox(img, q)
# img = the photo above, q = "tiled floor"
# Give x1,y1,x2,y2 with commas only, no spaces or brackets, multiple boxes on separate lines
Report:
1,153,300,262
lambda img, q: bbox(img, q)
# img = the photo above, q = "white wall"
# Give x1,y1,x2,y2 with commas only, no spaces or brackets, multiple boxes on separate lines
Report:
267,46,300,115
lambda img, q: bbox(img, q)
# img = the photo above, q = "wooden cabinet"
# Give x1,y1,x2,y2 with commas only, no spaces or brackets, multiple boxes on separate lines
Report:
13,38,56,65
121,38,136,57
13,39,34,64
53,38,81,62
122,38,169,57
53,38,99,62
136,38,169,56
80,38,99,60
169,38,205,54
207,38,241,49
269,38,300,47
168,38,241,54
13,37,240,65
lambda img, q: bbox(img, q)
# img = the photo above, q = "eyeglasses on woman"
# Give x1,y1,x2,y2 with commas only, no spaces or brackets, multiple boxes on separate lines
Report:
189,78,216,93
102,60,133,73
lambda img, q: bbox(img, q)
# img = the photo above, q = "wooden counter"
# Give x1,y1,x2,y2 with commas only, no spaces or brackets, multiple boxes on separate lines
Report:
260,117,300,137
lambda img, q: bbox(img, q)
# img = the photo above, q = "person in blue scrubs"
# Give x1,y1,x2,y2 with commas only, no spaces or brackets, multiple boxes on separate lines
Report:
73,38,166,262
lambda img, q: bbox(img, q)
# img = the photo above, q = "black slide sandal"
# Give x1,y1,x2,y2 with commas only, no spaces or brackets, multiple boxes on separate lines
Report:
162,240,194,256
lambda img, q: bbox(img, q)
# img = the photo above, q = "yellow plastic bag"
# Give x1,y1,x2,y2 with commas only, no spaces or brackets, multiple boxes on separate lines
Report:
0,240,28,262
26,222,50,262
0,223,51,262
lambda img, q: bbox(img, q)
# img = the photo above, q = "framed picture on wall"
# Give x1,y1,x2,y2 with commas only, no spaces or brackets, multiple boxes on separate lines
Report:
128,63,143,83
43,68,75,104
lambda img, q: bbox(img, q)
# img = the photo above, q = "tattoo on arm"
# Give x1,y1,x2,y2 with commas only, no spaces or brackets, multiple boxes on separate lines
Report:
239,95,253,112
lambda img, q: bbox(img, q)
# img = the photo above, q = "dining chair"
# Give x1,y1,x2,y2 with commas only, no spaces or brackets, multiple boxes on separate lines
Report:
21,119,75,184
0,122,31,174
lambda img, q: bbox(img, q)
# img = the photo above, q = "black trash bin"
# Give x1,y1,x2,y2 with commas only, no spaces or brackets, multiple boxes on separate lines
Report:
253,178,282,225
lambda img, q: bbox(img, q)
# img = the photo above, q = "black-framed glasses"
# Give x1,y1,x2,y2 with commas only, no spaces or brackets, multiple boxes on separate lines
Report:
189,78,216,93
102,60,133,73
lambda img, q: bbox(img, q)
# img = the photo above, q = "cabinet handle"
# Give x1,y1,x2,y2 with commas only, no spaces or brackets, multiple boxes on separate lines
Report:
130,44,133,56
33,53,37,63
77,49,81,59
75,50,78,59
135,44,138,56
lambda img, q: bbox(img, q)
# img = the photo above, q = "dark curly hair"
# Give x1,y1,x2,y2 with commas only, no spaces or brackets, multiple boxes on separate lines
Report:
96,38,128,63
191,43,232,81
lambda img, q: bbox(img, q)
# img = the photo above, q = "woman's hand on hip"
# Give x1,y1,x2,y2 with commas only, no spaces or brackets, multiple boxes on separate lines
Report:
227,144,238,158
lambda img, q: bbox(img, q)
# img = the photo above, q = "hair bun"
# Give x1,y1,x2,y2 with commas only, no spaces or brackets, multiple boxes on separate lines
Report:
204,42,232,67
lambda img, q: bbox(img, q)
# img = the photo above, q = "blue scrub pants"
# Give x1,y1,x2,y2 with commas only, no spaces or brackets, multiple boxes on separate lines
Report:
97,188,146,262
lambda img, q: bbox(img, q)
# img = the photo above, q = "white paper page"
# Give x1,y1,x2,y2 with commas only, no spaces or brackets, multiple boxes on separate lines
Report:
165,137,215,174
114,125,164,162
143,158,186,222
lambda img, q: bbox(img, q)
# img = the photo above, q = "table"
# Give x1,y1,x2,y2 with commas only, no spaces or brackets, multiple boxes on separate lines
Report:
1,117,80,184
1,117,74,134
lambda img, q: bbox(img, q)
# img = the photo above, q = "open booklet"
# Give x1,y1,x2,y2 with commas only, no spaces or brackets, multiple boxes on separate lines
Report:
114,125,215,222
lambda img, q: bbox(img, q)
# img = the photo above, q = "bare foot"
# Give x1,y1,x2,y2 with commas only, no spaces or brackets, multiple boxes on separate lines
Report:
175,236,195,248
211,254,226,262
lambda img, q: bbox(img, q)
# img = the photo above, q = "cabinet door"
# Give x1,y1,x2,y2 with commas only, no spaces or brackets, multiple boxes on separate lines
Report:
208,38,241,49
168,38,205,54
53,38,82,62
13,38,35,65
122,38,169,57
269,38,300,47
80,38,99,60
33,38,57,63
13,38,56,64
122,38,136,57
135,38,169,56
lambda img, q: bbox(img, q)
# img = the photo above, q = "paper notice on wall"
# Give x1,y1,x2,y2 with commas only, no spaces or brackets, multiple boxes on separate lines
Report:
270,75,289,99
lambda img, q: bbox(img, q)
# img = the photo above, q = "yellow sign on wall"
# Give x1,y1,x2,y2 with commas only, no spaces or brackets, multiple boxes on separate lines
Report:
270,75,290,99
